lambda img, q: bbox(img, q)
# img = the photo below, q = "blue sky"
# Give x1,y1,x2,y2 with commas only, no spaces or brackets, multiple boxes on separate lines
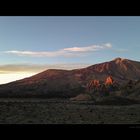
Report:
0,16,140,65
0,16,140,84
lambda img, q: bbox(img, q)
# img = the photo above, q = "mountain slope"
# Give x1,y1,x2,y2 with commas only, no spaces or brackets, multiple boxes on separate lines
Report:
85,57,140,81
0,57,140,98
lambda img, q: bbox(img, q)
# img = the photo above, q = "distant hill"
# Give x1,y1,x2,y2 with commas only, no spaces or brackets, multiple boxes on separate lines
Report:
0,57,140,98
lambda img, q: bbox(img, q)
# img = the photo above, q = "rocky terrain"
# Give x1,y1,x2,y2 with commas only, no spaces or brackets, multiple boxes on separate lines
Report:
0,57,140,99
0,98,140,124
0,57,140,124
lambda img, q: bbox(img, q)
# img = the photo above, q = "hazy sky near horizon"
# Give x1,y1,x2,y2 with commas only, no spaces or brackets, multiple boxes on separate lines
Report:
0,16,140,84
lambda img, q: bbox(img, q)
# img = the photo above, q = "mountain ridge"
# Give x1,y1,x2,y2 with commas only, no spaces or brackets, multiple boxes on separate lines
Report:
7,57,140,84
0,57,140,98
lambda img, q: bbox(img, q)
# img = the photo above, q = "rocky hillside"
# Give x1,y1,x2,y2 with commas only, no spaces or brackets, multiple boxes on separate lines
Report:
0,57,140,98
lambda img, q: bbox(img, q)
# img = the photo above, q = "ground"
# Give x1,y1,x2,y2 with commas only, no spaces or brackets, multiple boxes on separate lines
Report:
0,98,140,124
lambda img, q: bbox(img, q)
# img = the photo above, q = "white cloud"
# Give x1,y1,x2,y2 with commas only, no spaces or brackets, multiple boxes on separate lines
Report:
5,50,66,57
4,43,112,57
104,43,112,48
63,45,101,52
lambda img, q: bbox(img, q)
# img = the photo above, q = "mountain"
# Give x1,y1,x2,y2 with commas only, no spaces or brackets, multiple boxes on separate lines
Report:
85,57,140,82
122,79,140,99
0,57,140,98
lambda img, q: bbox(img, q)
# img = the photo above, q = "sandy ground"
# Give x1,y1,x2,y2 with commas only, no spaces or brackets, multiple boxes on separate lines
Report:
0,98,140,124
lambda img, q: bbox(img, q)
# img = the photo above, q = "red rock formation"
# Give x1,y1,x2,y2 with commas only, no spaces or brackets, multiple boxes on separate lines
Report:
87,79,100,91
105,76,114,86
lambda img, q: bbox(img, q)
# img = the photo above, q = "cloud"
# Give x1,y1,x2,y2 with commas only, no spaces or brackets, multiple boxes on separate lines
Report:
63,44,110,52
4,43,112,57
5,50,65,57
0,64,46,74
0,63,91,74
104,43,112,48
0,63,92,84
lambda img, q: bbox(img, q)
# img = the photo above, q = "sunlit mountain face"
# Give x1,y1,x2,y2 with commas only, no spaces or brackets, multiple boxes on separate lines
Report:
105,76,114,86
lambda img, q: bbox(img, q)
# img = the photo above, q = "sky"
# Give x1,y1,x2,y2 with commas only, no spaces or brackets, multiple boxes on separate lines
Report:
0,16,140,84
